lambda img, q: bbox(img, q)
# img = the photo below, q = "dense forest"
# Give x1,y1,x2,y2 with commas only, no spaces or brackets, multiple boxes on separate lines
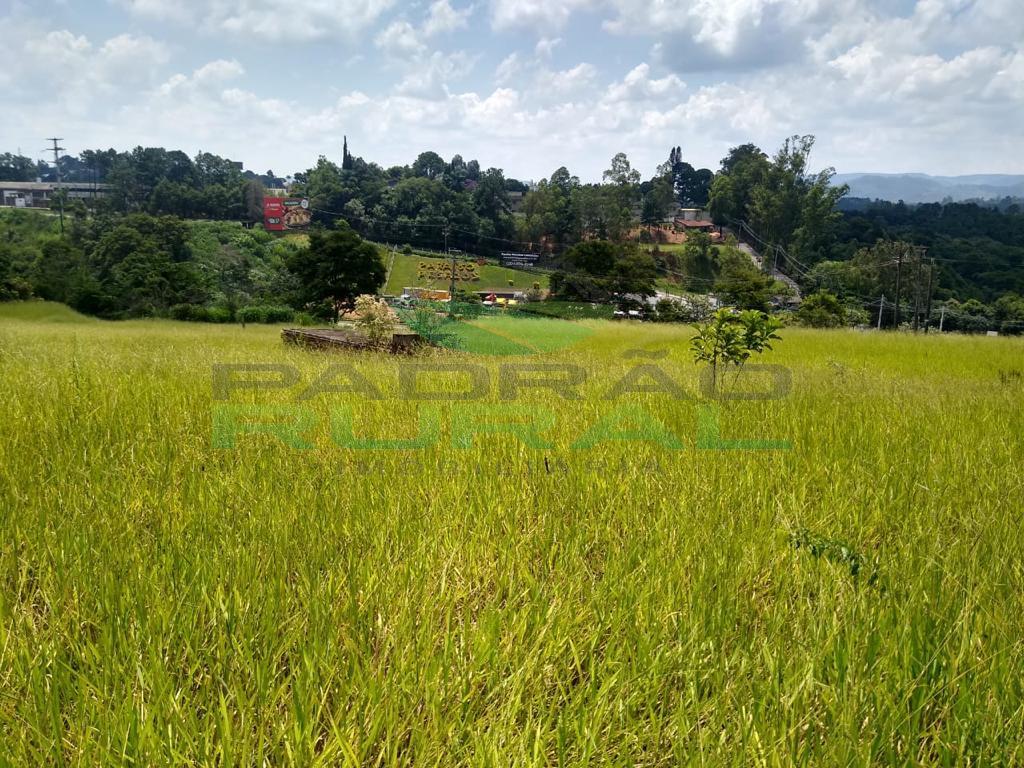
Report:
833,200,1024,301
2,137,1023,332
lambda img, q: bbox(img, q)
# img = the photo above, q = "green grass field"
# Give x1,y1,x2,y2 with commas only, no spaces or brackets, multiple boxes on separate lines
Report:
383,252,548,295
1,301,1023,765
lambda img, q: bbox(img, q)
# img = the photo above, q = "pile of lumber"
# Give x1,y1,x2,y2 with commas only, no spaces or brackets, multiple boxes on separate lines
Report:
282,327,423,353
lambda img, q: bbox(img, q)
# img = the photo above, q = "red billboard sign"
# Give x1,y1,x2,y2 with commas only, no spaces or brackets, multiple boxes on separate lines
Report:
263,197,311,231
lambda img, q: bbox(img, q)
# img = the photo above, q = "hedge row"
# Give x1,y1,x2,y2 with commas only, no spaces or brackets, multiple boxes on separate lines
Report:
168,304,296,324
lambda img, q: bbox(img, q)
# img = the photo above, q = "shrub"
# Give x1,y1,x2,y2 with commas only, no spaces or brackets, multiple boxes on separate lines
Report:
354,294,398,348
653,298,684,323
263,305,296,323
237,306,267,324
169,303,209,322
237,305,295,324
405,305,457,347
168,304,242,323
844,306,871,327
0,277,34,302
525,287,544,302
653,295,713,323
797,291,845,328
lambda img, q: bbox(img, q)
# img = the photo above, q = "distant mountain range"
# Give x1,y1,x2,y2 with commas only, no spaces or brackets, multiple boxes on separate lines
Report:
833,173,1024,204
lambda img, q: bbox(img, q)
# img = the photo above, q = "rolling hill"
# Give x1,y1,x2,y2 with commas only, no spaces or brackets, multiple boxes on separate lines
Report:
833,173,1024,204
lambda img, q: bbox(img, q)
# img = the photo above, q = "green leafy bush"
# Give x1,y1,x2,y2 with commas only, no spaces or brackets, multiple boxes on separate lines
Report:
797,291,845,327
237,305,295,324
354,294,398,348
170,304,237,323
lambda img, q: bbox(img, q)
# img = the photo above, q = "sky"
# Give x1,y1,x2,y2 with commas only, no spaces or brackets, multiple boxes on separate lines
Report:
1,0,1022,182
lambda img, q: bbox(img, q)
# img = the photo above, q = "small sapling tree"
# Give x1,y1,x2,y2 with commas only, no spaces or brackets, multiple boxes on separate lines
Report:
691,308,782,394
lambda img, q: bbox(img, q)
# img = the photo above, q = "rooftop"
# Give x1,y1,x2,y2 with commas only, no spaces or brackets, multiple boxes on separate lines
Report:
0,181,113,190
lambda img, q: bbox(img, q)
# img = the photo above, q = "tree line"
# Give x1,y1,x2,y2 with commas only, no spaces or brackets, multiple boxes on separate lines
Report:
3,136,1024,327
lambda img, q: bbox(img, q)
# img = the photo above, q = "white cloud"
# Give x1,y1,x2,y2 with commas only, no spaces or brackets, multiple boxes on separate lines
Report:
192,59,245,84
3,21,169,115
155,60,246,100
604,63,684,102
375,20,428,59
111,0,191,23
116,0,395,41
375,14,477,96
986,51,1024,100
543,63,597,95
423,0,474,36
395,51,477,97
490,0,597,31
535,37,562,58
828,42,1015,104
495,53,522,84
2,0,1023,183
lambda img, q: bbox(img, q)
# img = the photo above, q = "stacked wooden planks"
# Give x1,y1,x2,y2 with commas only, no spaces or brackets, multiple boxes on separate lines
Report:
282,327,423,353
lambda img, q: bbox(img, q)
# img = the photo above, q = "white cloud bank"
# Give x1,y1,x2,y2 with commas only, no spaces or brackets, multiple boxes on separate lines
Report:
1,0,1021,179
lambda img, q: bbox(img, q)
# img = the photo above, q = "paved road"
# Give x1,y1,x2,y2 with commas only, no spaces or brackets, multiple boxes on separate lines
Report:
736,241,802,300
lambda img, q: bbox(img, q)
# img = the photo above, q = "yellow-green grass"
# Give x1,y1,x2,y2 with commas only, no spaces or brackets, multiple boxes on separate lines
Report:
1,301,1023,765
383,252,548,295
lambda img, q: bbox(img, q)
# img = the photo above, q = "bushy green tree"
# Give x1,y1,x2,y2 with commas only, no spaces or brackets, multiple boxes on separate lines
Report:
993,293,1024,334
708,144,769,224
0,153,37,182
640,175,675,227
797,290,845,327
412,151,446,181
714,250,786,310
552,241,657,302
287,223,385,319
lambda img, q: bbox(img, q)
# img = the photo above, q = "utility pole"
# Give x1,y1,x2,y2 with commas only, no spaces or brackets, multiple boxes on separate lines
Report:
923,257,935,333
912,246,924,332
877,294,885,330
939,305,946,332
446,224,455,317
45,137,65,235
893,247,903,328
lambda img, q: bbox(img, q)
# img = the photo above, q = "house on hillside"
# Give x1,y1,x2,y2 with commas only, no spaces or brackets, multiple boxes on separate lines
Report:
677,207,710,221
